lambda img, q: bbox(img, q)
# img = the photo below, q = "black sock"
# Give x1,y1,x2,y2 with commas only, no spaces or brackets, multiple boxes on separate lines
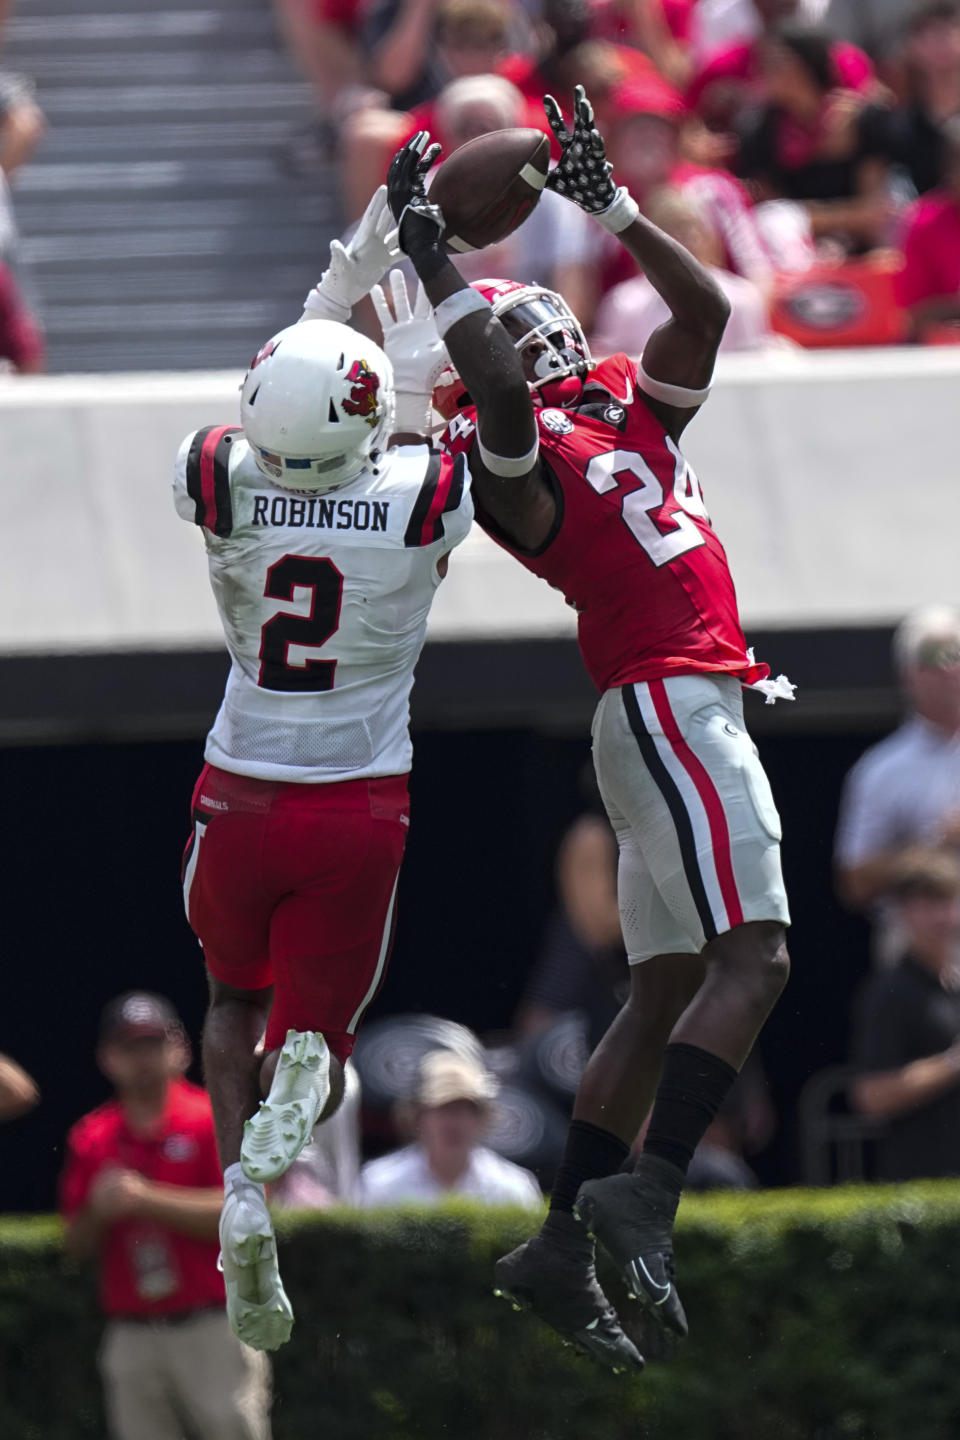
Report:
642,1042,738,1176
547,1119,630,1216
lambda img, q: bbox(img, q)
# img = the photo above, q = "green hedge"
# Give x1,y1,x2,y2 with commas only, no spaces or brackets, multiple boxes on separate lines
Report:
3,1185,960,1440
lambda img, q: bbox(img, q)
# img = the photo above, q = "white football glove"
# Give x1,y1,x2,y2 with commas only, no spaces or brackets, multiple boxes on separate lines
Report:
301,185,401,324
371,269,451,435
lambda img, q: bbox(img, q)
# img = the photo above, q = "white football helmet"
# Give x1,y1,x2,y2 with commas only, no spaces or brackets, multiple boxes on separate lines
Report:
240,320,395,493
432,279,592,419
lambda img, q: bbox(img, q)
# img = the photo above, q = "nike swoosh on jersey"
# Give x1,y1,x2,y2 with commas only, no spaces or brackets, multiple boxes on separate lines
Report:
610,376,633,406
626,1256,671,1303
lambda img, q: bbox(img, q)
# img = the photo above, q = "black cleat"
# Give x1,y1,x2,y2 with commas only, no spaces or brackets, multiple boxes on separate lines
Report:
493,1234,645,1375
574,1157,689,1340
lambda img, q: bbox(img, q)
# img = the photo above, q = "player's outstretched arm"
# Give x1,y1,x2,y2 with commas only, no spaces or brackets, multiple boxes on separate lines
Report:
300,184,401,324
544,86,730,437
370,270,450,444
386,134,554,548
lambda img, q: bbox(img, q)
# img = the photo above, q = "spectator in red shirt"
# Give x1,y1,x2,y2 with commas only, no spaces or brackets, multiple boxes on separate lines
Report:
0,259,43,372
687,0,875,160
60,992,271,1440
894,116,960,337
736,24,897,256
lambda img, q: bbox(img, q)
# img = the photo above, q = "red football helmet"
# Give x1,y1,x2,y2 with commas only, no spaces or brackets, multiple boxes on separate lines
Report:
432,278,592,422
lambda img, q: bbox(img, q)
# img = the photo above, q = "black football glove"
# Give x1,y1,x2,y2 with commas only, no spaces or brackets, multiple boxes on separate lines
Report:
386,131,446,257
543,85,617,214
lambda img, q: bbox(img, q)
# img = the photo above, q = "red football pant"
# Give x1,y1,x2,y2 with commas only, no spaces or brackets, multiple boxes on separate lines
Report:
182,764,409,1062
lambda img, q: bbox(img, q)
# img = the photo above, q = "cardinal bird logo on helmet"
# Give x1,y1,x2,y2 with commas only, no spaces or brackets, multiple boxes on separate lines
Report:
341,359,381,427
250,337,280,369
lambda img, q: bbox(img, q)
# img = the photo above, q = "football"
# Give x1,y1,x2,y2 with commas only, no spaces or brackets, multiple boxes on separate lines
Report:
429,127,551,253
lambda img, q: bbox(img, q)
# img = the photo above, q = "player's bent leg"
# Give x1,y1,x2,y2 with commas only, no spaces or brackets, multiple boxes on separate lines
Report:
493,811,709,1372
203,978,274,1171
245,779,407,1180
493,958,700,1374
203,978,294,1351
670,919,790,1069
240,1029,337,1182
568,958,706,1342
577,923,789,1340
575,676,792,1342
572,951,706,1140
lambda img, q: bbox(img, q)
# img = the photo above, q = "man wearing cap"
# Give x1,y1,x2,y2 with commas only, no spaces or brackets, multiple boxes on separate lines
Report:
60,992,270,1440
835,604,960,962
356,1050,542,1206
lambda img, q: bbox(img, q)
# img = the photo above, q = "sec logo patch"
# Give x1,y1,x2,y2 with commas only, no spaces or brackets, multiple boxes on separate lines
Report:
539,409,574,435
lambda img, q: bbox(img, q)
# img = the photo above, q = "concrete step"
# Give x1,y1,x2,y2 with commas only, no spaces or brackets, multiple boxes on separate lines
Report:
6,0,342,373
13,196,334,235
4,9,275,48
22,222,329,265
9,48,294,87
24,83,316,120
21,118,316,161
11,0,267,16
44,320,303,370
31,265,311,304
13,155,334,195
48,298,284,333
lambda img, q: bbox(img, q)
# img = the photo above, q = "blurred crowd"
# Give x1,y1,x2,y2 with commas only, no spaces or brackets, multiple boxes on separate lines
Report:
4,0,960,368
272,0,960,350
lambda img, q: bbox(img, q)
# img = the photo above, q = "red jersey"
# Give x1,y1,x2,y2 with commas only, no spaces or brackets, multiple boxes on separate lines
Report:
442,352,766,693
687,37,874,114
60,1079,225,1318
894,191,960,309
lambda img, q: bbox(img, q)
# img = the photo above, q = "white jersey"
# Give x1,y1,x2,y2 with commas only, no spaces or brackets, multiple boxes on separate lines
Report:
173,427,472,783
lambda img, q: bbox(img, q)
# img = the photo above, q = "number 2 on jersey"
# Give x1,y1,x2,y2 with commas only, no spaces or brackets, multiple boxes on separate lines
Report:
258,555,344,691
585,441,708,567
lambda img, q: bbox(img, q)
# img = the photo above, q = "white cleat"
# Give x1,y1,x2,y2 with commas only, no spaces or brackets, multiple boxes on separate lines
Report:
219,1184,293,1352
241,1029,331,1183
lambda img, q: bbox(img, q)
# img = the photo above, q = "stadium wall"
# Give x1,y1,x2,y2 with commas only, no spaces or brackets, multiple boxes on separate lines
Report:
4,346,959,653
4,347,956,741
3,1186,959,1440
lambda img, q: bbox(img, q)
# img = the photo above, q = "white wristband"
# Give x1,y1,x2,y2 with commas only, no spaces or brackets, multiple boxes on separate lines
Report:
592,186,640,236
476,430,539,478
638,362,711,408
300,282,350,325
393,391,433,435
434,288,490,338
